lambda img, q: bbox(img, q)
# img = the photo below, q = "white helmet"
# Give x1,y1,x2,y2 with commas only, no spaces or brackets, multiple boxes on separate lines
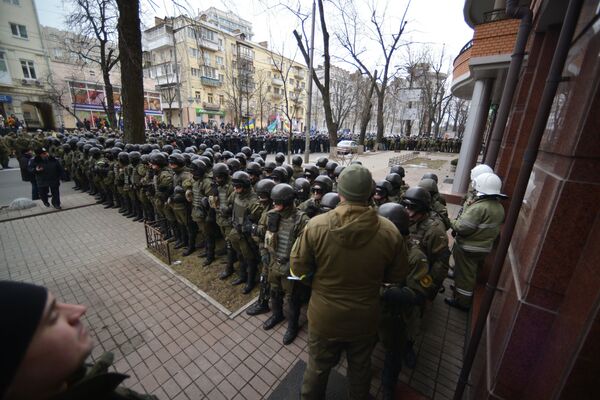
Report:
474,172,503,196
470,164,493,181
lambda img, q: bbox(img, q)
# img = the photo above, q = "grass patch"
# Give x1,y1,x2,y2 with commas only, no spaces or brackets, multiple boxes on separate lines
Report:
403,157,448,170
149,244,258,312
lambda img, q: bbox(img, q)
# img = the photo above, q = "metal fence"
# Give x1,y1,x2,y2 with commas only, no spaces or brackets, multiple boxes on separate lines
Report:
144,219,172,264
388,151,420,167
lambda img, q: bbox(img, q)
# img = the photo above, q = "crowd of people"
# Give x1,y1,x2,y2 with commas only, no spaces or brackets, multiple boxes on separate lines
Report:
1,126,501,400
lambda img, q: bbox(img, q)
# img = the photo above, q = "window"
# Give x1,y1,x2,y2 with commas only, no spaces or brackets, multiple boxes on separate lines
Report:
219,95,224,105
203,53,211,66
203,66,217,79
219,74,224,82
218,39,223,50
0,50,9,74
20,60,36,79
4,0,20,5
216,56,223,66
201,28,215,42
195,91,201,101
189,47,199,58
10,23,28,39
191,67,201,77
208,93,214,103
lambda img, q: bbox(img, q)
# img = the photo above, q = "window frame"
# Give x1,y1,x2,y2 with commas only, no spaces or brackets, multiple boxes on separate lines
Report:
20,59,36,79
10,22,28,39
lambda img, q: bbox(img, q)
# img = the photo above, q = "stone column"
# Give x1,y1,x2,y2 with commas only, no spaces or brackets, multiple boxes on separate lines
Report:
452,78,492,194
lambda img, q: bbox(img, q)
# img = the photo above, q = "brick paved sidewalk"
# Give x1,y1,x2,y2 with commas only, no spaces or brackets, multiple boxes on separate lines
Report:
0,202,466,399
0,192,96,222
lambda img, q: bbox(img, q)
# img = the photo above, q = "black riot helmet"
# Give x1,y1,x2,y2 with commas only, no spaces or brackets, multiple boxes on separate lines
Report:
334,165,345,178
235,152,247,166
190,159,207,178
313,175,333,194
275,152,285,165
162,144,174,154
385,173,402,194
390,165,405,178
198,155,212,169
212,144,221,152
118,151,129,165
222,150,234,160
246,161,262,177
270,166,289,184
212,163,230,180
292,155,302,166
283,165,294,183
325,161,339,175
258,150,268,161
241,146,252,158
271,183,296,207
316,157,328,168
255,179,276,204
89,147,101,158
417,178,439,195
140,144,152,154
264,161,276,174
293,177,311,202
304,164,319,182
375,180,393,197
232,171,252,188
168,153,186,168
140,154,150,164
129,151,141,165
226,158,241,173
422,172,439,183
378,203,410,235
199,143,207,152
320,192,340,212
401,187,431,212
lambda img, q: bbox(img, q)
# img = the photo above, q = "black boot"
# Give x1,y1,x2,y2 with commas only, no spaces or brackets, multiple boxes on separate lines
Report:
242,260,257,294
124,197,136,218
263,291,285,330
219,246,236,279
282,300,301,345
381,350,402,400
246,275,270,316
202,237,215,266
132,200,143,221
182,229,196,256
174,224,186,249
231,260,247,286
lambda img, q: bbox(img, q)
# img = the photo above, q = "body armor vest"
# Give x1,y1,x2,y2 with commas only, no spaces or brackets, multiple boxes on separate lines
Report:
192,180,203,208
217,185,229,213
274,214,296,261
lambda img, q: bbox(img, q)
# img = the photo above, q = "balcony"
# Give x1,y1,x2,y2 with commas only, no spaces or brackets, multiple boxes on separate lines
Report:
294,69,305,80
271,78,283,86
142,33,173,52
290,92,304,102
197,38,219,51
201,76,222,87
203,102,221,111
451,15,520,99
271,92,282,100
155,74,178,86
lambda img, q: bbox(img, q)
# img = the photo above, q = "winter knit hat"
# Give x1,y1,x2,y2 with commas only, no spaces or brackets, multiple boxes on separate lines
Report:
0,281,48,398
337,164,373,202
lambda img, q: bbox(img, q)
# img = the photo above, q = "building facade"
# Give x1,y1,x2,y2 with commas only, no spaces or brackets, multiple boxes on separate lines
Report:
41,26,161,130
142,13,308,130
0,0,54,129
449,0,599,398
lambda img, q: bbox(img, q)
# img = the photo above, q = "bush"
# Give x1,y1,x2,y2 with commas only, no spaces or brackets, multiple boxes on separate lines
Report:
450,158,459,166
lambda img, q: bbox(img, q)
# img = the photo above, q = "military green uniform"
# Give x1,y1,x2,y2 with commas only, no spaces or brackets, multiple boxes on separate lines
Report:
209,177,236,277
0,137,10,168
297,197,320,219
408,211,451,298
292,165,304,179
431,193,451,231
139,164,155,221
153,166,174,235
190,173,216,261
290,202,409,400
451,197,504,308
169,166,194,249
263,206,309,343
54,352,157,400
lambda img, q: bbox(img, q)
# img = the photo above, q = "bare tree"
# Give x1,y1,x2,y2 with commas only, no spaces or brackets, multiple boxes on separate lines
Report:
43,74,83,125
419,47,452,137
357,72,377,145
291,0,339,148
450,97,469,138
66,0,119,129
335,0,410,148
116,0,145,143
253,69,270,129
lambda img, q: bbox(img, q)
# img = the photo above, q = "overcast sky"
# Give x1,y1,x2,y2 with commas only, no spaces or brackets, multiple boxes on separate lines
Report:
37,0,473,73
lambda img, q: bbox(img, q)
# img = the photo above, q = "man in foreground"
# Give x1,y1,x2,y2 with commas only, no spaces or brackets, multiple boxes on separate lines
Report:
291,164,409,400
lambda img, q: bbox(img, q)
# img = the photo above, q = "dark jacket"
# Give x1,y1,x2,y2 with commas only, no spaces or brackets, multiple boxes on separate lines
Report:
18,152,34,182
28,155,63,187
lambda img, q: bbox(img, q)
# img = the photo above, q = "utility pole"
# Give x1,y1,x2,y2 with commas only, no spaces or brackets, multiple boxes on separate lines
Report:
304,0,316,164
171,17,183,128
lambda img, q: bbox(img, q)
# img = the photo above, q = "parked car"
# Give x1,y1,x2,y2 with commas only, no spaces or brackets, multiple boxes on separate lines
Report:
337,140,358,155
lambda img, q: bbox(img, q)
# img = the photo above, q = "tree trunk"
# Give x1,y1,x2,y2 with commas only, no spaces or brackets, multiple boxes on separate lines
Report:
375,89,385,148
102,69,117,129
322,91,338,148
116,0,144,143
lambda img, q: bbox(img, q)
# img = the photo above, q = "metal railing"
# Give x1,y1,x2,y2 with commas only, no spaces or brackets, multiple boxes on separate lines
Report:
453,40,473,66
483,8,509,22
145,219,172,264
388,151,420,166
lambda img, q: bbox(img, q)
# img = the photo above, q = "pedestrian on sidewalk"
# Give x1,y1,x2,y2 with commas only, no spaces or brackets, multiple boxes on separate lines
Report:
18,148,39,200
0,280,158,400
28,147,63,209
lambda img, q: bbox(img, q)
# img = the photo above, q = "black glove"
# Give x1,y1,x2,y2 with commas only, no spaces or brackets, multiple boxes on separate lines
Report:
382,286,417,306
305,204,318,218
242,221,253,234
267,212,281,232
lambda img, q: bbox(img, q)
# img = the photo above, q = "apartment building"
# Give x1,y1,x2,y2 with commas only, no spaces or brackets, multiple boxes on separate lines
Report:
0,0,54,129
142,13,308,130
